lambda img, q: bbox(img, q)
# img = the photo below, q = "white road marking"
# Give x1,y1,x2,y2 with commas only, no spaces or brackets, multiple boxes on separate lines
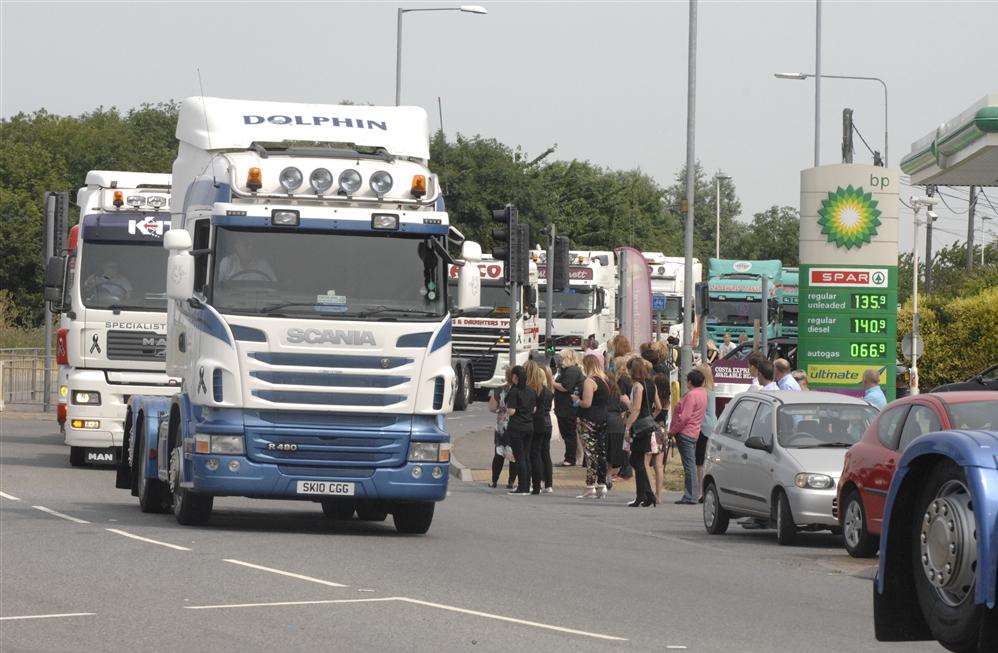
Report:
32,505,90,524
185,598,394,610
393,597,629,642
0,491,21,501
106,528,191,551
0,612,96,621
666,647,688,650
223,559,348,588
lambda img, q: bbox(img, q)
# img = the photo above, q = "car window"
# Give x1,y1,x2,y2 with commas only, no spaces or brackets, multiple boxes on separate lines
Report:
898,405,942,451
723,400,758,441
947,400,998,430
876,405,909,450
776,403,877,449
981,366,998,383
749,403,773,446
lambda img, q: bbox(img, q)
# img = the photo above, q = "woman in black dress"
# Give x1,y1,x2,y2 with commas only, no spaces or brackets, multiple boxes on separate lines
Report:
526,360,554,494
624,357,662,507
504,365,537,496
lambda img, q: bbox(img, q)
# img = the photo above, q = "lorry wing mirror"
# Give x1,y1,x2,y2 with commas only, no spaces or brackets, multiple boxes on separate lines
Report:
167,252,195,301
44,255,68,311
164,229,193,251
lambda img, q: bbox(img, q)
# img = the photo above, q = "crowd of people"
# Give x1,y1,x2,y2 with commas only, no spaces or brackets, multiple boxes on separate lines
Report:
487,335,717,507
485,333,890,506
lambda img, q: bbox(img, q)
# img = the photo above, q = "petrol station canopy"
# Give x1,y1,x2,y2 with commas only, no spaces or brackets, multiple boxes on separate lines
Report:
901,94,998,186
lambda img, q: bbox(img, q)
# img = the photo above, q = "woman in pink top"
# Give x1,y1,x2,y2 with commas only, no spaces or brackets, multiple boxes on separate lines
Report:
668,369,708,504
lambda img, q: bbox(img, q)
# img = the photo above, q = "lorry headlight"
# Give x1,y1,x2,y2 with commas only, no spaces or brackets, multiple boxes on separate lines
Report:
794,473,834,490
279,167,303,192
147,195,167,209
126,195,145,207
271,209,300,226
194,434,245,455
72,390,101,405
370,171,393,198
309,168,334,194
408,443,440,462
371,213,399,230
338,169,362,195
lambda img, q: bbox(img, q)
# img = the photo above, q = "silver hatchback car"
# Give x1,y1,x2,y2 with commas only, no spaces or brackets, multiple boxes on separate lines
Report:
702,390,877,545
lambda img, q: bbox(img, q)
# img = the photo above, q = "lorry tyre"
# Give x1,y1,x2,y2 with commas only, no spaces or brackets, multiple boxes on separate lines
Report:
69,446,86,467
321,500,355,520
137,427,168,513
910,460,983,653
393,501,434,534
356,502,388,522
702,481,729,535
775,491,797,546
842,489,878,558
453,366,470,412
170,447,212,525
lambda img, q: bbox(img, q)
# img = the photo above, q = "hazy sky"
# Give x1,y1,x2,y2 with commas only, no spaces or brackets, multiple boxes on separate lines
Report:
3,0,997,253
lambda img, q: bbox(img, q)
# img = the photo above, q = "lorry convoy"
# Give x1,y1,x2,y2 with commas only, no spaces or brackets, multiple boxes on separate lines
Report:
704,258,782,343
536,250,617,352
46,171,178,466
644,251,701,342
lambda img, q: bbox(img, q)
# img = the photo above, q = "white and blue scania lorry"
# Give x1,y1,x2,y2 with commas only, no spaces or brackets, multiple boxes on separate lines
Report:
115,97,455,534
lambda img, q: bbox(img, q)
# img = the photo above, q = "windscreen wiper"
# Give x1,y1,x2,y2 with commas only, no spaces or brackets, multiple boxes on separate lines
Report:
258,302,322,315
106,304,157,313
355,306,440,318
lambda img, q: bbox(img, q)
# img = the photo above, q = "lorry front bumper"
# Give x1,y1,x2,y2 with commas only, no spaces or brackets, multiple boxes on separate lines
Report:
189,455,448,502
65,369,178,448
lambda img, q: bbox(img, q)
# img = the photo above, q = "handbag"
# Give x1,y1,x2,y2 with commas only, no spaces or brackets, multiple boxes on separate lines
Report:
631,380,657,435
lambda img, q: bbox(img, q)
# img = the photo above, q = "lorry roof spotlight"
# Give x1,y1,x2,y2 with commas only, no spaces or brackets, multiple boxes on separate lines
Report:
279,167,303,193
247,167,263,192
126,195,145,207
310,168,334,194
410,174,427,198
370,170,393,199
371,213,399,230
338,169,362,195
272,209,300,227
147,195,167,209
112,190,124,208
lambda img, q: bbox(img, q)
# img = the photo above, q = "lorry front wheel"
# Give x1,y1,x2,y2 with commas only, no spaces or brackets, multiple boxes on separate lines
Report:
69,446,86,467
170,447,212,526
392,502,434,534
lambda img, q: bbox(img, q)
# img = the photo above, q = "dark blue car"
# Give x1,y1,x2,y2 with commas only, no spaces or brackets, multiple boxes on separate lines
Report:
874,429,998,652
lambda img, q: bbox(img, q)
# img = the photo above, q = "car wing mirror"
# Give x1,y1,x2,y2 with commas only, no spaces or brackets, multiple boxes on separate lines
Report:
745,435,770,451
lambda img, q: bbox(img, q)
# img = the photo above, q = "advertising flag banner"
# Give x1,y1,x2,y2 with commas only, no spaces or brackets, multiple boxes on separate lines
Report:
616,247,652,348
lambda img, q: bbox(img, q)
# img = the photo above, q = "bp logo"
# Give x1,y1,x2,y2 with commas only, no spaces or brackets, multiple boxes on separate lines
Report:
817,185,882,249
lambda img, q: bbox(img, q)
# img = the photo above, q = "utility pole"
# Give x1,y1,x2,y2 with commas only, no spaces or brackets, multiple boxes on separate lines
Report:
681,0,698,393
911,204,921,395
760,276,769,354
841,108,853,163
924,186,936,293
814,0,822,167
544,225,555,356
437,96,444,136
967,185,977,270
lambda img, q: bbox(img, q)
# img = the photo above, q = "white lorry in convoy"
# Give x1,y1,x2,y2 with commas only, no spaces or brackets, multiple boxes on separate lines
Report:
45,171,178,466
113,97,455,534
535,249,617,352
643,252,702,342
448,249,539,408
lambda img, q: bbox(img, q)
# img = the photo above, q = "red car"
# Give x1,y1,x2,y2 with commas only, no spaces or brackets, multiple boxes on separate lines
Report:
836,391,998,558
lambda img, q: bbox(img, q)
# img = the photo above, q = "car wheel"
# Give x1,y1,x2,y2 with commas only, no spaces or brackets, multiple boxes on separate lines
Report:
775,491,797,546
321,500,356,520
702,481,729,535
170,446,212,526
69,446,86,467
842,490,879,558
911,460,986,652
393,502,434,535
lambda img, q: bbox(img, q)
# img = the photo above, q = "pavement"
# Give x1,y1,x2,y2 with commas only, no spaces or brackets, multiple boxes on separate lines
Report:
0,409,940,652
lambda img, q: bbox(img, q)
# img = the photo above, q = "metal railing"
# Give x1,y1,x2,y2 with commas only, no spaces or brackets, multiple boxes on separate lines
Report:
0,349,58,410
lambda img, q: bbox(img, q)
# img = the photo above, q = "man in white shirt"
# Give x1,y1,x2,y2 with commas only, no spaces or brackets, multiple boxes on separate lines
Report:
218,239,277,282
758,360,779,391
720,332,737,357
774,358,802,391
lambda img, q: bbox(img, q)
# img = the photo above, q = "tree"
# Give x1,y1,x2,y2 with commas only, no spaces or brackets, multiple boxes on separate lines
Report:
727,205,800,265
661,163,743,262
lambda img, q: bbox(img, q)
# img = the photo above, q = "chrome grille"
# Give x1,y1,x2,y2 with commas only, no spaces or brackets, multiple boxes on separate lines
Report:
106,330,167,361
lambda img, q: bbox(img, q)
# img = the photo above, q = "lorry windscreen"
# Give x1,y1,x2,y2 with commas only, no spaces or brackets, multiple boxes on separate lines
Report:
656,296,682,323
211,227,446,320
538,286,596,317
446,281,511,316
79,242,168,311
706,299,763,325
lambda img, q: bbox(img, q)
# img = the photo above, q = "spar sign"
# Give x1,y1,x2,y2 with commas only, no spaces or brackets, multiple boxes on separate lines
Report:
799,165,899,399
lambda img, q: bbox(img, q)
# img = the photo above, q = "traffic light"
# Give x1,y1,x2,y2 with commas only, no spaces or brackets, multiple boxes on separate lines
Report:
695,281,710,317
511,222,530,285
490,204,517,282
552,235,570,291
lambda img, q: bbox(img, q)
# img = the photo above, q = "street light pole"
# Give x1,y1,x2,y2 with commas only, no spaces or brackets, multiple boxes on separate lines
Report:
909,195,939,396
681,0,698,392
715,172,729,259
395,5,487,106
814,0,822,167
775,72,889,165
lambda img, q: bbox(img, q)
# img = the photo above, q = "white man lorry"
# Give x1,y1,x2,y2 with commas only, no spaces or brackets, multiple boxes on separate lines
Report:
535,249,617,351
44,171,178,466
643,252,702,342
114,98,454,534
447,250,539,408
